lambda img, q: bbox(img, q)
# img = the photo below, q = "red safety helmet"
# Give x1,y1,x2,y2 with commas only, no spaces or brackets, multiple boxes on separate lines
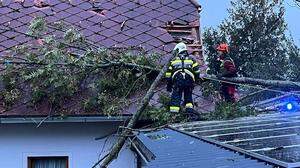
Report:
217,43,229,53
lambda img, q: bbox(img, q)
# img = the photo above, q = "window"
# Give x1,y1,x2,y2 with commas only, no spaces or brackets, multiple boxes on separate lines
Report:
28,156,68,168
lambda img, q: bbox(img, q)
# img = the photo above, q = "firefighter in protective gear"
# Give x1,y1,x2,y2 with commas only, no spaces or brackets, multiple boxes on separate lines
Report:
216,43,237,102
165,42,201,114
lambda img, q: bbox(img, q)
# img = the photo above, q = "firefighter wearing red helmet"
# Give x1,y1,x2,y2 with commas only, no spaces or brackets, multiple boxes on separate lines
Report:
216,43,237,102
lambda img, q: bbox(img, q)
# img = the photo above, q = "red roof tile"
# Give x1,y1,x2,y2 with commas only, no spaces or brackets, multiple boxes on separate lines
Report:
0,0,202,117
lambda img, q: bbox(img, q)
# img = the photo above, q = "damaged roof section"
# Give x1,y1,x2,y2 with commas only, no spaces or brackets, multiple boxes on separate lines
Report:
0,0,202,57
0,0,202,117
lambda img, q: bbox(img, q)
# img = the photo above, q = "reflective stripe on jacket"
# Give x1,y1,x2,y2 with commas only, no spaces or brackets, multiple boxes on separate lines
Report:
165,54,201,82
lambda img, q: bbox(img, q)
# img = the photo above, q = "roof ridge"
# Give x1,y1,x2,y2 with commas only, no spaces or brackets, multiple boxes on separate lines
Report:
188,0,202,11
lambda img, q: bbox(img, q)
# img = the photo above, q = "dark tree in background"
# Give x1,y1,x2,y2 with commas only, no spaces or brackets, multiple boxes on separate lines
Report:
203,0,300,80
287,39,300,81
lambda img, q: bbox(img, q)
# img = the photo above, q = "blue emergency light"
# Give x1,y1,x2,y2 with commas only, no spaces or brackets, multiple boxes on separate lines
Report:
286,103,293,111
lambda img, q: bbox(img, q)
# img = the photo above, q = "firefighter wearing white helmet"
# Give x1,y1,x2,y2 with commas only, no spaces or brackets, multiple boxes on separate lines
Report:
165,42,201,120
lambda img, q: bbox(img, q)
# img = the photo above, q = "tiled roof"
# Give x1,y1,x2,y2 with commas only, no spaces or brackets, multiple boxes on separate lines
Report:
0,0,202,118
136,128,272,168
0,0,202,57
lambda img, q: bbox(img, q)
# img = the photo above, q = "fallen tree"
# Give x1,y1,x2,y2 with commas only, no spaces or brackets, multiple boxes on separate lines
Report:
205,75,300,89
93,55,173,168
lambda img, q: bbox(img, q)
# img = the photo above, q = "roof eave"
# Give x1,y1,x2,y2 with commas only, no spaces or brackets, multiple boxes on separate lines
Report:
0,115,130,124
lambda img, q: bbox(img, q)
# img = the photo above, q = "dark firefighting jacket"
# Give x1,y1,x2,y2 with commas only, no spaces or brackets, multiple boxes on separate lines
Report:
165,53,201,89
219,56,237,78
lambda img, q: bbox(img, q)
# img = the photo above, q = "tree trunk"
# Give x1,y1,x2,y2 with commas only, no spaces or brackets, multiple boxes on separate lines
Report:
96,56,173,168
206,75,300,89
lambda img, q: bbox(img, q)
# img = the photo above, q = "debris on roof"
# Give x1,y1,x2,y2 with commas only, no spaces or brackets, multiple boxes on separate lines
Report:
0,0,203,118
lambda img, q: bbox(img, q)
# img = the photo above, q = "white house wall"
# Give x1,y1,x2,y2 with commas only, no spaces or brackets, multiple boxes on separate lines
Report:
0,122,136,168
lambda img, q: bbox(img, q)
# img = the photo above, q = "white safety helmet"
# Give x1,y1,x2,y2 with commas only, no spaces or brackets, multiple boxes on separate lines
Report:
173,42,187,56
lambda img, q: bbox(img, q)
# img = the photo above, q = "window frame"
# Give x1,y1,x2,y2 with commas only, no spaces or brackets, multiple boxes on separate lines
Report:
27,156,69,168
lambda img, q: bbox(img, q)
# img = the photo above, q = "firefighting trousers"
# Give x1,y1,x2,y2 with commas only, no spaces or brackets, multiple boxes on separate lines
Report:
169,82,194,113
221,84,236,102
